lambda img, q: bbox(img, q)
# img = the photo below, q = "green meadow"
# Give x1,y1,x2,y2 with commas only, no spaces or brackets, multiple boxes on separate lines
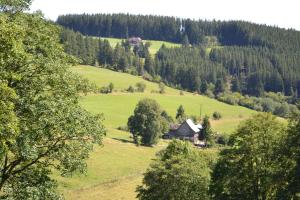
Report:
57,65,257,199
101,37,181,55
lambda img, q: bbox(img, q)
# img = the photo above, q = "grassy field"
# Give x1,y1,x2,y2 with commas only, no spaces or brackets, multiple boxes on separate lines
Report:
101,37,181,55
58,65,257,199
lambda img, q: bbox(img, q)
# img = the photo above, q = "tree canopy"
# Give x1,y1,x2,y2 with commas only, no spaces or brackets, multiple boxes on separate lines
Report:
127,98,169,146
0,2,105,198
210,113,286,200
137,140,212,200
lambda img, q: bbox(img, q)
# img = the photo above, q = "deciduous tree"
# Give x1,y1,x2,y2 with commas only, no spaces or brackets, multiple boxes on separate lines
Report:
0,1,105,198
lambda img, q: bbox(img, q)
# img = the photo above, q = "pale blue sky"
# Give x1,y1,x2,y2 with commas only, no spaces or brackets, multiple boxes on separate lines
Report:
31,0,300,30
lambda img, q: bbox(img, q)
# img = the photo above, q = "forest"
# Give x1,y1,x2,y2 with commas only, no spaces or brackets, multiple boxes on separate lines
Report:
57,13,300,99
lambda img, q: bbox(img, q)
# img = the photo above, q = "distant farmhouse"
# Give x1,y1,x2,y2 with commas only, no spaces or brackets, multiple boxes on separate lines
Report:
128,37,142,46
163,119,204,146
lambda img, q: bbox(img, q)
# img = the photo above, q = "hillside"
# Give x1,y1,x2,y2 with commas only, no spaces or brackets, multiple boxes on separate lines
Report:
74,65,256,133
55,65,256,199
101,37,180,55
58,13,300,103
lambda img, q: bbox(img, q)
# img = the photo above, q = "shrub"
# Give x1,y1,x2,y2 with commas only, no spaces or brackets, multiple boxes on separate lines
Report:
136,82,146,92
108,82,114,93
127,85,135,93
212,112,222,120
215,134,229,145
153,75,162,83
100,83,114,94
142,72,153,81
159,82,165,94
117,125,129,131
205,90,215,98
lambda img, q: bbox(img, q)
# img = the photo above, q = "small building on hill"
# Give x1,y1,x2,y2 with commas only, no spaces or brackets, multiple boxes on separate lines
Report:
128,37,142,46
163,119,203,145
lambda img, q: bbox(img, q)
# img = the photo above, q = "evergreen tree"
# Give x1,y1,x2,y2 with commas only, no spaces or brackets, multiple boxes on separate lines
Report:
231,76,241,92
201,115,213,145
214,79,225,95
200,81,208,94
181,34,190,47
176,105,186,122
144,55,155,75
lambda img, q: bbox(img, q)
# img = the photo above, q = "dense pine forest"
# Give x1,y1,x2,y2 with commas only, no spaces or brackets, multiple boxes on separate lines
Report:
58,13,300,117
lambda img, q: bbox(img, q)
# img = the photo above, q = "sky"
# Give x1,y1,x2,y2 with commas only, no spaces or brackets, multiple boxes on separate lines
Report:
31,0,300,31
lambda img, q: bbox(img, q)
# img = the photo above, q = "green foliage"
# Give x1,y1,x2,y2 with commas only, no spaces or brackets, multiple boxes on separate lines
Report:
100,82,114,93
137,140,211,200
175,105,186,122
127,99,168,146
202,115,213,145
200,80,208,94
278,116,300,199
127,85,135,93
158,82,165,94
142,72,153,82
161,110,174,123
215,133,229,146
212,111,222,120
214,79,226,95
0,0,32,12
0,6,105,198
217,91,298,118
58,13,300,105
210,113,286,200
136,82,146,92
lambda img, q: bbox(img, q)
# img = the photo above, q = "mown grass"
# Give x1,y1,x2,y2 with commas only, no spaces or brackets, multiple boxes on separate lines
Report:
73,65,256,133
58,65,257,199
101,37,181,55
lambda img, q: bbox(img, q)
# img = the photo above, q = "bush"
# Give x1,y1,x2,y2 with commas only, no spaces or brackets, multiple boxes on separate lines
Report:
274,103,290,117
180,90,184,95
100,83,114,94
212,112,222,120
159,82,165,94
205,90,215,98
215,134,229,145
117,125,129,131
142,72,153,81
136,82,146,92
127,85,135,93
153,75,162,83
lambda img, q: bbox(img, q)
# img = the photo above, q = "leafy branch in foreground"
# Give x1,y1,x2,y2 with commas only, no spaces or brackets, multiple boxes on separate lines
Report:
0,1,105,198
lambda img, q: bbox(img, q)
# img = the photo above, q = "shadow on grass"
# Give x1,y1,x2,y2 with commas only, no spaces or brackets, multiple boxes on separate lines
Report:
111,138,134,144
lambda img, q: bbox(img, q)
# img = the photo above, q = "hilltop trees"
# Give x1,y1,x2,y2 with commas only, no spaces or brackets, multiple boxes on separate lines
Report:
0,1,105,198
127,99,169,146
58,13,300,101
137,140,212,200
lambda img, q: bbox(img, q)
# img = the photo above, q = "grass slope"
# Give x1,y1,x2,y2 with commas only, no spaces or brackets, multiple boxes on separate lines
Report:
74,65,256,133
58,65,257,199
102,37,181,55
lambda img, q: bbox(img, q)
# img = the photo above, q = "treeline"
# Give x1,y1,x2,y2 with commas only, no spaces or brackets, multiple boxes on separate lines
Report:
210,46,300,96
57,13,300,50
60,28,146,73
